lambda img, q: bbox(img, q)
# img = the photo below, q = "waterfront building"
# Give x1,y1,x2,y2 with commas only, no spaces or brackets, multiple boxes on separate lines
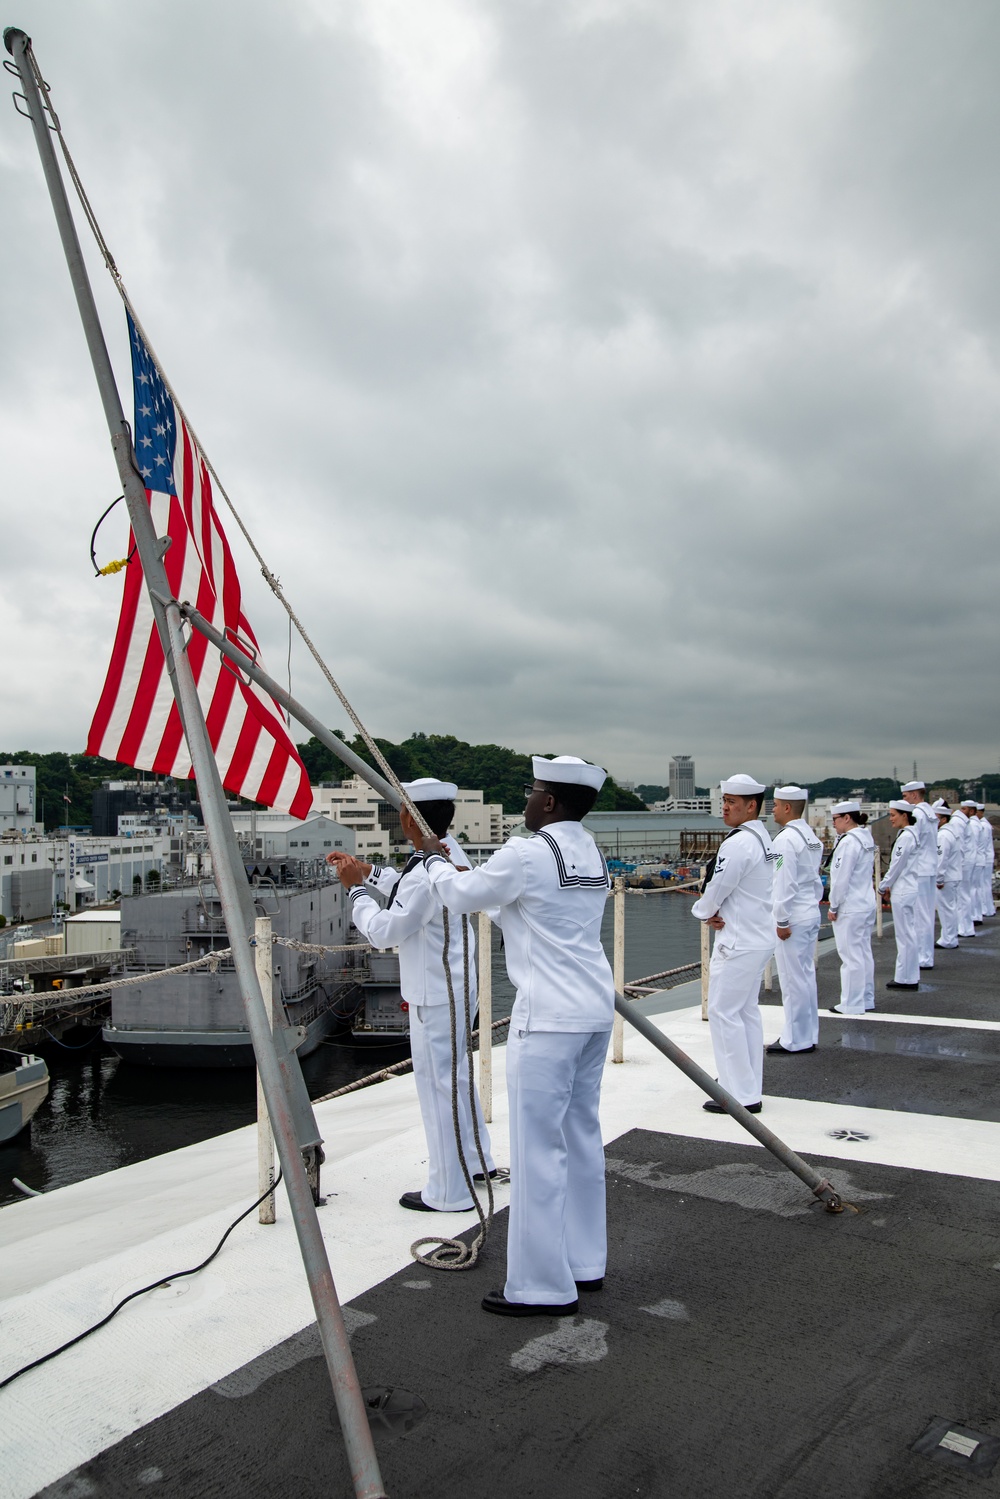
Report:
583,810,725,864
669,755,696,801
312,777,503,861
0,765,43,838
651,796,712,813
0,833,173,920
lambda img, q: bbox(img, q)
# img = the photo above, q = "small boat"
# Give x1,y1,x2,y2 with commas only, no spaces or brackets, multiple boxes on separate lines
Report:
0,1049,49,1143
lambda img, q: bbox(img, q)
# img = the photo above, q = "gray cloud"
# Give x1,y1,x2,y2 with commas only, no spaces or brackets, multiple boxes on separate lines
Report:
1,0,997,791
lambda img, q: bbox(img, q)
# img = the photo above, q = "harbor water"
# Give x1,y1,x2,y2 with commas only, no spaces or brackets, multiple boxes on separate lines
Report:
0,891,700,1208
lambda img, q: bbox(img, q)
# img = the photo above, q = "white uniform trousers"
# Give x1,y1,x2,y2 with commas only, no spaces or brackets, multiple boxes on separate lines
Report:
832,908,875,1014
890,893,920,984
959,875,977,937
410,1001,494,1212
706,944,769,1105
915,874,937,967
774,918,820,1049
504,1027,610,1306
936,882,959,948
986,868,996,918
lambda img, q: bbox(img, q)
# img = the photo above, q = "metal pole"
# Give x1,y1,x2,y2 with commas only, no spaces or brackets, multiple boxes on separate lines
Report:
614,993,845,1212
477,909,492,1123
5,31,386,1497
256,915,276,1225
612,876,625,1062
700,920,710,1021
874,848,883,937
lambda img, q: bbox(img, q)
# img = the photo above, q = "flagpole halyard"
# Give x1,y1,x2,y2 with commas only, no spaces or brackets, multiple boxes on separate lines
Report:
4,27,388,1498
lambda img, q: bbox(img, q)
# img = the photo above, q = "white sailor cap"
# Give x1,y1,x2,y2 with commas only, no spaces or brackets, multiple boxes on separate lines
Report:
402,777,458,802
935,804,953,818
901,780,925,792
977,802,987,811
960,799,978,808
720,774,767,796
532,754,607,792
773,785,809,802
889,799,913,813
831,800,861,815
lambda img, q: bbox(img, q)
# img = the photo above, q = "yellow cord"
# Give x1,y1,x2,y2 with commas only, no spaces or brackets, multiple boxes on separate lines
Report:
97,558,129,576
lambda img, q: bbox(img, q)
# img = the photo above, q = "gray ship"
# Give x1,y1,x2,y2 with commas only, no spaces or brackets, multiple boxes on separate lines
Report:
102,867,374,1067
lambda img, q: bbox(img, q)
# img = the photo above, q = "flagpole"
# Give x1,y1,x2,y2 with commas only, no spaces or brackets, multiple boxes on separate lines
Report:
4,29,387,1499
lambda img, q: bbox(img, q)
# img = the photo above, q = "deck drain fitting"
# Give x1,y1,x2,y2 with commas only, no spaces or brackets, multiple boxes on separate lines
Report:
827,1128,872,1142
911,1419,1000,1476
362,1387,428,1438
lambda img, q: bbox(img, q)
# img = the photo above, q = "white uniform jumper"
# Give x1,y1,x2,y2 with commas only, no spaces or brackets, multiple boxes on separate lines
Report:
975,815,994,919
983,817,996,917
952,810,977,936
349,837,494,1211
910,802,940,968
935,820,963,949
691,821,776,1105
426,822,614,1307
828,826,876,1014
879,825,920,985
771,818,823,1049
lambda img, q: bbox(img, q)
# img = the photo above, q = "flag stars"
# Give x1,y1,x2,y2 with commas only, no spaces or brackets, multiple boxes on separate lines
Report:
154,423,166,436
139,436,153,449
139,404,151,418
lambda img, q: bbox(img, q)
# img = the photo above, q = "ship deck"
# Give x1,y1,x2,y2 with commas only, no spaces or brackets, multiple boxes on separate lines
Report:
5,923,1000,1498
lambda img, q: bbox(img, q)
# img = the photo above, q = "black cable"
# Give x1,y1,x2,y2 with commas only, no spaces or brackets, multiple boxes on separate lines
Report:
89,493,135,576
0,1169,282,1391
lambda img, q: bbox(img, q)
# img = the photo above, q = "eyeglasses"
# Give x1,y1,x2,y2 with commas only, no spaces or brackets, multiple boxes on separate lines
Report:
523,783,545,798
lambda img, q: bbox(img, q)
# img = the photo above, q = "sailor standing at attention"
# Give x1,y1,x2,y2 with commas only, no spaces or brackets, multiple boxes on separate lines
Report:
900,781,940,971
974,805,994,920
953,801,980,937
879,800,921,989
329,778,495,1214
826,802,876,1015
691,775,776,1112
421,755,613,1319
766,786,823,1055
933,801,962,950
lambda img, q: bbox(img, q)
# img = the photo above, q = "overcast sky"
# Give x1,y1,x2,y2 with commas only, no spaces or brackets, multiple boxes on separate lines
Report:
1,0,997,790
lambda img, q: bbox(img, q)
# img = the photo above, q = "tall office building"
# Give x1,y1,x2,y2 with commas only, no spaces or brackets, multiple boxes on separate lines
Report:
669,755,695,800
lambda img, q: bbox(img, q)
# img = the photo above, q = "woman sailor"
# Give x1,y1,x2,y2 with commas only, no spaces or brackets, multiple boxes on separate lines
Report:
879,800,921,990
329,778,495,1213
933,801,962,950
826,801,876,1016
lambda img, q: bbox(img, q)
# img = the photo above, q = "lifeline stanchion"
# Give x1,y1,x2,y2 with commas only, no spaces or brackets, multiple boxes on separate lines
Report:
614,993,847,1212
477,909,493,1123
700,921,710,1021
612,876,625,1063
255,915,276,1226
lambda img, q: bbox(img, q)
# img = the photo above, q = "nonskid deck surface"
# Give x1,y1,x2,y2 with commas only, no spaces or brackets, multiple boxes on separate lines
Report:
36,1130,1000,1499
6,920,1000,1498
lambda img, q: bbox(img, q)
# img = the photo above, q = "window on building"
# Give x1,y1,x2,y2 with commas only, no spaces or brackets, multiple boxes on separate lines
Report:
289,841,298,847
3,856,10,865
322,841,331,847
31,854,37,863
301,842,309,848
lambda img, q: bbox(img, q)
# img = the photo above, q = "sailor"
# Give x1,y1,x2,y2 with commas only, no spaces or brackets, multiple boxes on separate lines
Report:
420,755,613,1319
953,801,979,937
933,801,962,950
826,801,876,1015
691,774,775,1111
974,805,994,920
900,781,939,970
879,800,920,989
766,786,823,1054
328,778,495,1214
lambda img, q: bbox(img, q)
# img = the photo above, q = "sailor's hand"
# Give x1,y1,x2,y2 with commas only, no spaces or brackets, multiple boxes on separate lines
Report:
776,924,792,942
706,914,725,930
332,855,366,889
327,851,371,878
420,835,447,857
829,909,838,922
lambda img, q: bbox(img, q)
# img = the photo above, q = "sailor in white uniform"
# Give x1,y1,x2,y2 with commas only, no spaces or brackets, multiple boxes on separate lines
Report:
826,801,876,1015
974,805,994,919
954,801,979,937
933,801,962,950
766,786,823,1054
901,781,939,970
691,774,776,1111
329,778,495,1213
879,800,921,989
421,755,613,1319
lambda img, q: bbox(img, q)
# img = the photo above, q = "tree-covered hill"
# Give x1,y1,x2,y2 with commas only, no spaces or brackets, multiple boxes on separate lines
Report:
295,732,648,812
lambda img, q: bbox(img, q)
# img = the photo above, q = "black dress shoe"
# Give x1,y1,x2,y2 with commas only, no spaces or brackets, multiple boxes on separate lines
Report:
935,942,957,949
474,1169,500,1182
885,980,919,990
703,1099,761,1114
919,965,934,971
575,1278,604,1292
482,1289,578,1317
399,1191,475,1212
766,1041,816,1054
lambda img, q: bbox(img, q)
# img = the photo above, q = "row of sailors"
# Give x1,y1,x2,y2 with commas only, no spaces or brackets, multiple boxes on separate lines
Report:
691,776,996,1109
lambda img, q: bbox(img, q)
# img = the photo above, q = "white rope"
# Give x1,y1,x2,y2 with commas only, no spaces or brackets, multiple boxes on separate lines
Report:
24,39,430,841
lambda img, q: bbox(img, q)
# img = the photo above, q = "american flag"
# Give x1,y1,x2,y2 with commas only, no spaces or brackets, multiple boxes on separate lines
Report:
86,313,313,818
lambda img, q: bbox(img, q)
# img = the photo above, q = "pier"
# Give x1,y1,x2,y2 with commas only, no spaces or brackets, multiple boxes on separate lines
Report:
3,924,1000,1496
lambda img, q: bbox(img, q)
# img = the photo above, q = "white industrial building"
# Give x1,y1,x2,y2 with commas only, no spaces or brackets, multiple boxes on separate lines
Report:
312,778,503,861
0,765,43,837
